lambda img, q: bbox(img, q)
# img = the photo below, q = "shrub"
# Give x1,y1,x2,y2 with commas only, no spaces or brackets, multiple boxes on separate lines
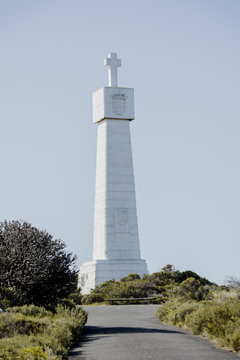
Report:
82,292,104,305
157,295,240,353
67,289,82,305
230,326,240,352
176,301,200,324
157,299,200,326
22,346,48,360
178,278,210,301
186,299,240,338
83,265,214,304
120,273,141,282
0,220,77,307
0,335,55,360
10,305,52,318
0,305,87,360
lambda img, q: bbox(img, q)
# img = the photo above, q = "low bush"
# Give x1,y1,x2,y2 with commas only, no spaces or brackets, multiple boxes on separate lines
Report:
230,326,240,352
157,299,200,326
157,293,240,353
10,305,52,318
83,265,214,305
82,292,105,305
186,299,240,337
0,304,87,360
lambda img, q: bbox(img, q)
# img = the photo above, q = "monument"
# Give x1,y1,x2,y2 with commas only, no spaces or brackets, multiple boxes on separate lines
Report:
79,53,148,294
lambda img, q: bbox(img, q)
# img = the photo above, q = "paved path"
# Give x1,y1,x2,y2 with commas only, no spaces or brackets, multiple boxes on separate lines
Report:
69,305,239,360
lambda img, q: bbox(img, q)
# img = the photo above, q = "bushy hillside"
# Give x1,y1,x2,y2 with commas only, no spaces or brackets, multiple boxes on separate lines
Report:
82,264,214,304
82,264,240,353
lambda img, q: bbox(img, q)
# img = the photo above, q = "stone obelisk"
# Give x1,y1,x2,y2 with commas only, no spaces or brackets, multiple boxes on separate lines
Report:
79,53,148,294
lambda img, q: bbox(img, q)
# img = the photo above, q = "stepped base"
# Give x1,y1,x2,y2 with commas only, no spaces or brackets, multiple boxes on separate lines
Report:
78,259,148,295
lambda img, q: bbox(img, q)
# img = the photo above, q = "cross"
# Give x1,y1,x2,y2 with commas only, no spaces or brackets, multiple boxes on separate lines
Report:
104,53,121,87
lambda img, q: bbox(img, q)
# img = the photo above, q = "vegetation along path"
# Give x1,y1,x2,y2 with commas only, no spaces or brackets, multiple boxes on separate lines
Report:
69,305,239,360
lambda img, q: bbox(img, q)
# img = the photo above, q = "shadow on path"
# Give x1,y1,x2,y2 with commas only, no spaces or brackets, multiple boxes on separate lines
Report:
68,325,182,357
84,325,182,335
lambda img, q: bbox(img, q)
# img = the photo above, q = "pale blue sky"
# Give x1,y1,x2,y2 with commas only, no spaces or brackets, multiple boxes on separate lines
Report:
1,0,239,284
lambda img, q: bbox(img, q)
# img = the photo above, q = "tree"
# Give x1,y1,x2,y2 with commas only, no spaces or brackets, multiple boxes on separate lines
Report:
144,265,181,287
178,277,209,301
0,220,77,307
120,273,141,282
176,270,212,286
224,275,240,289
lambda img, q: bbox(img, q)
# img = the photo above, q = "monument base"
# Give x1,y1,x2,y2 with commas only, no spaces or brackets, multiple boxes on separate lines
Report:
78,259,148,295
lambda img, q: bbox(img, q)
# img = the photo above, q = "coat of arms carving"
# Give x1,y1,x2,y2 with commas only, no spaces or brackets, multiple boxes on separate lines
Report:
112,94,128,115
79,273,88,287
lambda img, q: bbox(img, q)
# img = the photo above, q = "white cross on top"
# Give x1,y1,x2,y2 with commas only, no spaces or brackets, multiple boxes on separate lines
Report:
104,53,121,87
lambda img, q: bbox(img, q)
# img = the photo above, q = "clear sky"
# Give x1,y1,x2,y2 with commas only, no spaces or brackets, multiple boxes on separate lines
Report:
1,0,239,285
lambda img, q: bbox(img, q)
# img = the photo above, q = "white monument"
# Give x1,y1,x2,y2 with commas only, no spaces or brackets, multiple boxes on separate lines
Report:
79,53,148,294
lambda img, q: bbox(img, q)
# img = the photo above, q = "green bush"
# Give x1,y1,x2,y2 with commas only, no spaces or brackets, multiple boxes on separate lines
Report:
83,277,160,304
83,265,214,304
177,278,210,301
10,305,52,318
67,289,82,305
186,298,240,337
0,335,56,360
82,292,105,305
0,220,78,307
175,301,200,324
157,299,200,326
157,294,240,353
0,305,87,360
230,326,240,352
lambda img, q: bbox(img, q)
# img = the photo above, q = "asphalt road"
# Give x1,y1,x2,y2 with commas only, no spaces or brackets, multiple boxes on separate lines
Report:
69,305,239,360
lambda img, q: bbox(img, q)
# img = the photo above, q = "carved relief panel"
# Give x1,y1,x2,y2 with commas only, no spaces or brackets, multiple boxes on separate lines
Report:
115,209,129,233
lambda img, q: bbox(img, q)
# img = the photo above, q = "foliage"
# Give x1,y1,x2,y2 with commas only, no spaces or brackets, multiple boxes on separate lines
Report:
82,276,160,304
186,298,240,337
0,304,87,360
82,265,213,304
157,298,200,326
9,305,52,318
120,273,141,282
231,327,240,352
82,291,105,305
67,288,83,305
0,220,77,307
157,293,240,353
177,277,210,301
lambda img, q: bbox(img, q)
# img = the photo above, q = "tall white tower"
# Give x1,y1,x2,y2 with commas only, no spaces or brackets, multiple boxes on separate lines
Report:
79,53,148,294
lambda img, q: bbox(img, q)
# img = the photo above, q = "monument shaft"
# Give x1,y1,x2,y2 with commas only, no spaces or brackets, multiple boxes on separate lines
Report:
93,119,140,261
79,53,148,294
